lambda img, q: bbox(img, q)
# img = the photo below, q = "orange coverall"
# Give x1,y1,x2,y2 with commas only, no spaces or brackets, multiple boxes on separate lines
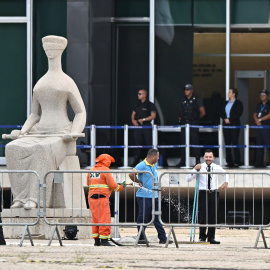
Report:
87,154,123,240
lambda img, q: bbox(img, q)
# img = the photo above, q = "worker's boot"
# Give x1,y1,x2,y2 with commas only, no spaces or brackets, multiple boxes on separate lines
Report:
94,238,100,246
100,239,114,246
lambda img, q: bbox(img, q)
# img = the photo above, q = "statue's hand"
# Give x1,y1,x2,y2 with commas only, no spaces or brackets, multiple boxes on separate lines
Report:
10,129,22,140
62,134,78,143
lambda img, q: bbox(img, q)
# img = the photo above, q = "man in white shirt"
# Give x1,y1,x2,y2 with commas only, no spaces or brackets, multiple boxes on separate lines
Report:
186,149,228,244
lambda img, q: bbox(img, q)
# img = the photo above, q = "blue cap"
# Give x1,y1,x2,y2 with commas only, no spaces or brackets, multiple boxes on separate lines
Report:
184,84,193,90
260,89,269,95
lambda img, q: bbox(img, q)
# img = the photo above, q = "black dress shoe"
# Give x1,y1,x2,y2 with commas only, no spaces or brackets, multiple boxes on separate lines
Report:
199,238,206,242
255,163,265,168
138,239,147,244
226,164,234,168
208,239,220,244
159,238,173,244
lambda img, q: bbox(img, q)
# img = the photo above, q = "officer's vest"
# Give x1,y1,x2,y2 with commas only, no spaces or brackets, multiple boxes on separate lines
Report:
181,96,200,123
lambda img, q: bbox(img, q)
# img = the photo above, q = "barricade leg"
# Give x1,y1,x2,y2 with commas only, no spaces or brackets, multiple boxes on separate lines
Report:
135,226,149,247
165,227,178,248
48,225,63,246
19,225,34,247
254,226,267,248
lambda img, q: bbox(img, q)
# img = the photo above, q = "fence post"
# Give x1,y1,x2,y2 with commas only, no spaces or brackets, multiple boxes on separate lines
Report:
114,191,120,238
240,125,254,169
182,124,192,168
90,125,96,168
152,125,158,149
119,125,131,169
219,125,224,167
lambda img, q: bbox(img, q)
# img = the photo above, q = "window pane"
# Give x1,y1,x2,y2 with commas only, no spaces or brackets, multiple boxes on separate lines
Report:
116,25,149,125
0,0,26,16
33,0,67,83
115,0,149,17
231,0,269,24
155,26,193,125
0,24,27,156
156,0,192,25
0,24,27,125
194,0,269,25
231,33,270,54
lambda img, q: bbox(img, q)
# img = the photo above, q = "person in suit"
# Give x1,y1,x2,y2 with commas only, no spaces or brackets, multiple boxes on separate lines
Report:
186,149,228,244
221,88,243,168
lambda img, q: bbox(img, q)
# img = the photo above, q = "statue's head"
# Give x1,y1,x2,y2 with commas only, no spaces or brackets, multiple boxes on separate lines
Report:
42,35,67,59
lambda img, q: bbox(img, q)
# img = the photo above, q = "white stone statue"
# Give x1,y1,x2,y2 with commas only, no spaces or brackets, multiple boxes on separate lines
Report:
3,35,86,210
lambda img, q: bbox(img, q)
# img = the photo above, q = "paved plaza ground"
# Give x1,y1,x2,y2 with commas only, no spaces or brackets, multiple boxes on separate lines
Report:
0,227,270,270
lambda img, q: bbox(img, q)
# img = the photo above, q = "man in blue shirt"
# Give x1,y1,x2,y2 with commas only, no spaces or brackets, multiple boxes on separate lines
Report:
129,148,171,245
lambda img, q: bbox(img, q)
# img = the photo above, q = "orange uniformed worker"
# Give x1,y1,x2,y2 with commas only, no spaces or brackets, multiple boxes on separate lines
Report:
87,154,126,246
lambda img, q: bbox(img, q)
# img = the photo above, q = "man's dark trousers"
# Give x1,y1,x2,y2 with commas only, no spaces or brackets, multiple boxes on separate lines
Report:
198,190,219,241
223,127,240,165
256,129,270,165
134,128,152,159
137,197,166,241
0,217,5,245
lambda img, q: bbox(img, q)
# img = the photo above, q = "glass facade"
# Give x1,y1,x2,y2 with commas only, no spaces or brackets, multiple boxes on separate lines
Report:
1,0,270,164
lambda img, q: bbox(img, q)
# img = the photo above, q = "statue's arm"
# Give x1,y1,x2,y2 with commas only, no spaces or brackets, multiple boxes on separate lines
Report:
68,84,86,134
20,94,41,134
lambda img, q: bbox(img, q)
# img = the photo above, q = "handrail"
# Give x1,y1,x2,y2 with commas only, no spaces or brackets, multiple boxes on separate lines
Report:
2,124,270,168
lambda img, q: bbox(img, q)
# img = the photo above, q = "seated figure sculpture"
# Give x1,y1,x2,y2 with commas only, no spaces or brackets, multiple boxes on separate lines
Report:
4,35,86,210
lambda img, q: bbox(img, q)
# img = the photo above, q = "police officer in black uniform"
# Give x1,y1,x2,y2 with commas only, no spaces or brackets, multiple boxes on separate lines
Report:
131,89,156,166
178,84,205,167
253,89,270,167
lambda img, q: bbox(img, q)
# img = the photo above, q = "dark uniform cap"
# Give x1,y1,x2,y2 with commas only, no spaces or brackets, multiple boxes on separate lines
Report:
260,89,269,95
184,84,193,90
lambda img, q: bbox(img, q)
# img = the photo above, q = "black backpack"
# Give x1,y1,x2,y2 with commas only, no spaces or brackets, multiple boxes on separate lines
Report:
63,225,79,240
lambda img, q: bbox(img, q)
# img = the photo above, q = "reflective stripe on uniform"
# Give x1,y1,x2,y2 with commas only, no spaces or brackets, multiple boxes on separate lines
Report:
92,233,99,238
114,185,120,191
89,184,109,189
99,234,111,239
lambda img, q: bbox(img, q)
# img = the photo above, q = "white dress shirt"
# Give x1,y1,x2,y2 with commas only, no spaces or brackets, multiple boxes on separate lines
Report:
186,162,228,190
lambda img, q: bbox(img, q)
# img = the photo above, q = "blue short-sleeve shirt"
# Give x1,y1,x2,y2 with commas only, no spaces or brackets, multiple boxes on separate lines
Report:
134,159,158,198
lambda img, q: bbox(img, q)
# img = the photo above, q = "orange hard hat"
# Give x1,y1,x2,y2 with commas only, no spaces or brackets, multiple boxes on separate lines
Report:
95,154,115,166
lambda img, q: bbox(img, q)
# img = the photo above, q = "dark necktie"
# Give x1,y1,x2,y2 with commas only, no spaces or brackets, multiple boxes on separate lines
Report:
207,165,211,190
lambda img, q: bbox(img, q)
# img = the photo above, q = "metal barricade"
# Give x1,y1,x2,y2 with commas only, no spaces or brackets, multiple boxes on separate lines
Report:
0,170,40,246
42,170,156,246
158,171,270,248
